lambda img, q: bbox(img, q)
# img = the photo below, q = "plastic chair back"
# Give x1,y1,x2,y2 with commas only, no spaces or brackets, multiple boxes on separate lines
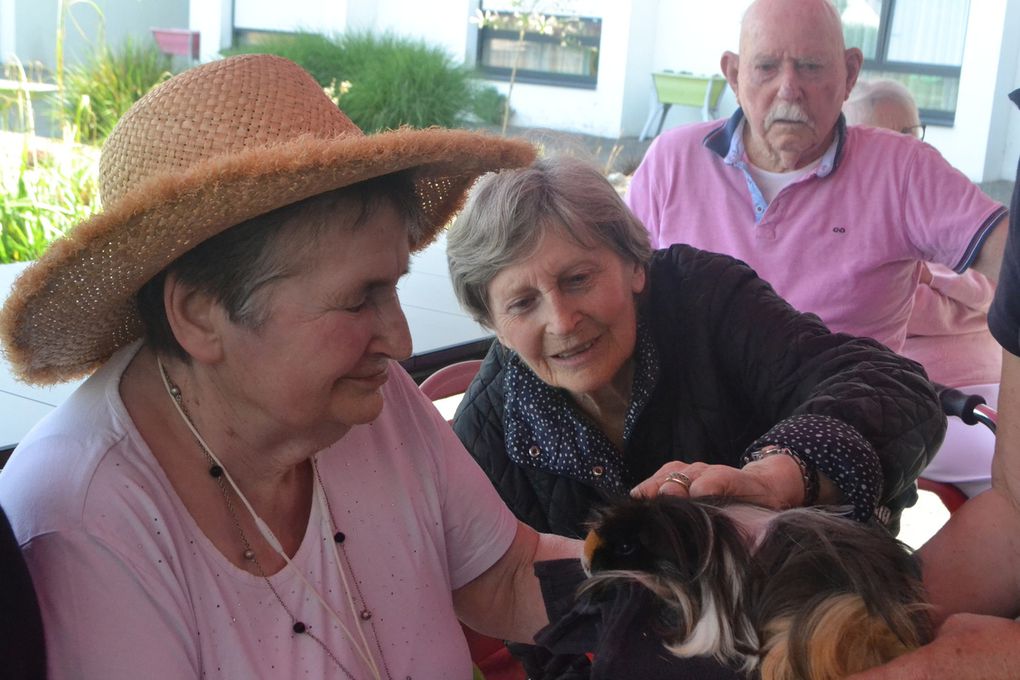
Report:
419,360,483,401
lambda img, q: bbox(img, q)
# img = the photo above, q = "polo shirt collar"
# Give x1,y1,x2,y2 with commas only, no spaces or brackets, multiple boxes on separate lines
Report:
703,108,849,176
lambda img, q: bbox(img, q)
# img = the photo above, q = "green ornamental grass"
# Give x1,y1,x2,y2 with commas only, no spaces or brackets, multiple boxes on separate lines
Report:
0,138,99,263
62,38,172,144
226,31,495,132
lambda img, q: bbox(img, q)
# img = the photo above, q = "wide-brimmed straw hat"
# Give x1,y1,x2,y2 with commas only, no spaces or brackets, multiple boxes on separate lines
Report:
0,54,535,385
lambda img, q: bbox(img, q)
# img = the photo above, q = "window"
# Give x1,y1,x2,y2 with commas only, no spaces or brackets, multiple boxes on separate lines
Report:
474,4,601,89
838,0,970,125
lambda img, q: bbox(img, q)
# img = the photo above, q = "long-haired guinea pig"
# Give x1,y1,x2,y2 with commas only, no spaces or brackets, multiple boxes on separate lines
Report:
580,495,932,680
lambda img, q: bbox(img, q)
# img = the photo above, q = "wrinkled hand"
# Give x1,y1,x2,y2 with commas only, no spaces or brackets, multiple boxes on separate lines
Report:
845,613,1020,680
630,457,803,510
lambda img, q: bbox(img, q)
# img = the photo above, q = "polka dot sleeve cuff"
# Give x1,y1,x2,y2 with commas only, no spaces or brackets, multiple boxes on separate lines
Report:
741,414,883,523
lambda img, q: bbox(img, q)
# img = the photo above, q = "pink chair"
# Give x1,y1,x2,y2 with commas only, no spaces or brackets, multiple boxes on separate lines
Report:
419,360,483,403
419,359,525,680
917,477,968,514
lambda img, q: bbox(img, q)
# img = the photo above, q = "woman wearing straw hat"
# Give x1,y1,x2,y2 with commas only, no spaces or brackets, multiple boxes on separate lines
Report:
0,54,576,679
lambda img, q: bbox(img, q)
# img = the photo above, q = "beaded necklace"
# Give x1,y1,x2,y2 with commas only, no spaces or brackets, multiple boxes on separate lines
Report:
157,358,392,680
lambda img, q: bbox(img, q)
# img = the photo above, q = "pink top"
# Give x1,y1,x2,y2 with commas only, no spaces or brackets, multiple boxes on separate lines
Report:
627,117,1005,352
903,264,1002,387
0,341,517,680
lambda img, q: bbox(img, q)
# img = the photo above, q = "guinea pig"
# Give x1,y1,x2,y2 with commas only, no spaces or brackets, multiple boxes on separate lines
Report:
580,495,932,680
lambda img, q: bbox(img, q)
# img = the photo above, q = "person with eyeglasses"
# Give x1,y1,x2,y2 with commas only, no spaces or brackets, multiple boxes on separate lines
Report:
844,79,927,140
843,78,1001,503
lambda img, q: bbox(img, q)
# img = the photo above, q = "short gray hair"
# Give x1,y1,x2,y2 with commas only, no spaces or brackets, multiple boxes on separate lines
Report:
447,156,652,327
844,79,918,126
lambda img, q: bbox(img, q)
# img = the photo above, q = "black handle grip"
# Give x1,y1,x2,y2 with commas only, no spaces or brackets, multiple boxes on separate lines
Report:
935,384,987,426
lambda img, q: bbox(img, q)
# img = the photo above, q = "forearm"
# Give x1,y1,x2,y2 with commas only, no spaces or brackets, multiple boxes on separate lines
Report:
993,350,1020,509
970,215,1008,284
918,488,1020,622
453,523,581,643
846,613,1020,680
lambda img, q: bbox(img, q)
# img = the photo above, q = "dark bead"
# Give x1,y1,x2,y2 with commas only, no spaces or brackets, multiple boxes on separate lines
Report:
293,621,306,634
209,465,223,478
334,531,345,544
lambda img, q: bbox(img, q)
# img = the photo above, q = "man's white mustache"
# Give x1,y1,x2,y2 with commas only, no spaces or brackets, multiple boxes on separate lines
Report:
765,103,810,128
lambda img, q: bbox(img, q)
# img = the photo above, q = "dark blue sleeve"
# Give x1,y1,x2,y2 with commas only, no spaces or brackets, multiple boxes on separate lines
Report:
988,89,1020,356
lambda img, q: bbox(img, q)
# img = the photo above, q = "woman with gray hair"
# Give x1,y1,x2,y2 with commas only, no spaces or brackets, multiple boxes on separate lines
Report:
448,155,943,537
447,156,943,677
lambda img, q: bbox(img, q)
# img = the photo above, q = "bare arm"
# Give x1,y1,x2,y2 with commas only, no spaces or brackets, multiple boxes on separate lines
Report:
917,487,1020,622
993,350,1020,511
969,215,1008,284
844,613,1020,680
846,487,1020,680
452,522,581,643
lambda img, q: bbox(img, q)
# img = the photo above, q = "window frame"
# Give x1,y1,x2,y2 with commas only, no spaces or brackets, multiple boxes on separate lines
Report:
474,11,602,90
854,0,966,126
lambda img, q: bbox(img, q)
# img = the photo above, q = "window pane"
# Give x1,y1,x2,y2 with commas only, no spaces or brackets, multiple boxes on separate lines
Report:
475,6,601,87
839,0,884,61
887,0,969,66
479,35,598,78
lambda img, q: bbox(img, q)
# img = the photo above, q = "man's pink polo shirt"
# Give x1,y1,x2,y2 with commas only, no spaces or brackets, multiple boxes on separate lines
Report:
627,113,1006,352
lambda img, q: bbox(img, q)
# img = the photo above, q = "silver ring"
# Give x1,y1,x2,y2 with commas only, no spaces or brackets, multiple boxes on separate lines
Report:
664,471,692,489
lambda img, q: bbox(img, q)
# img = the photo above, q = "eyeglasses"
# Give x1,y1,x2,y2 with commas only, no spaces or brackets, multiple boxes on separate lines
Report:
901,124,926,141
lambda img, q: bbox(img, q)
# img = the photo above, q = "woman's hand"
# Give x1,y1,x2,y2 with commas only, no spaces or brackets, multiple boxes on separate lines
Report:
844,613,1020,680
630,457,805,510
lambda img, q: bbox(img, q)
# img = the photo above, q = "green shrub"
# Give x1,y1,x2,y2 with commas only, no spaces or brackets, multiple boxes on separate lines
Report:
468,84,507,126
62,38,172,144
337,32,475,131
225,31,482,132
0,137,99,263
223,32,343,87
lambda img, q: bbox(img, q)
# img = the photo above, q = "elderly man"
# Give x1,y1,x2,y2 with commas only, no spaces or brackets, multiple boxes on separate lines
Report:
627,0,1007,359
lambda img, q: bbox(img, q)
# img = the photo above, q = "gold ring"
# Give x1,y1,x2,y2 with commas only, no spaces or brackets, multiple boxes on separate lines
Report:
664,471,692,489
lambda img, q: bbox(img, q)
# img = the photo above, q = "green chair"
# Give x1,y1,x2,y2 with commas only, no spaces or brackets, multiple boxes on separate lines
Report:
638,72,728,141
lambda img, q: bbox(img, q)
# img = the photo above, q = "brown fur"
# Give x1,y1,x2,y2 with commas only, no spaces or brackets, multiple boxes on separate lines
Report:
759,593,925,680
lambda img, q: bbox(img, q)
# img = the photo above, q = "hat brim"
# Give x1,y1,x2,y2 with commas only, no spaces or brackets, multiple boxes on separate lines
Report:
1,127,534,384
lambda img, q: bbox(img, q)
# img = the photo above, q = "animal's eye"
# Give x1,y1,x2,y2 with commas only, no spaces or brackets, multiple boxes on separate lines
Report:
614,541,636,556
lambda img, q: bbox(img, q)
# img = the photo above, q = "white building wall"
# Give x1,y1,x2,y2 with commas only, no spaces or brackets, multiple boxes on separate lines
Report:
233,0,349,34
478,0,641,137
924,0,1013,182
1,0,14,65
369,0,471,55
